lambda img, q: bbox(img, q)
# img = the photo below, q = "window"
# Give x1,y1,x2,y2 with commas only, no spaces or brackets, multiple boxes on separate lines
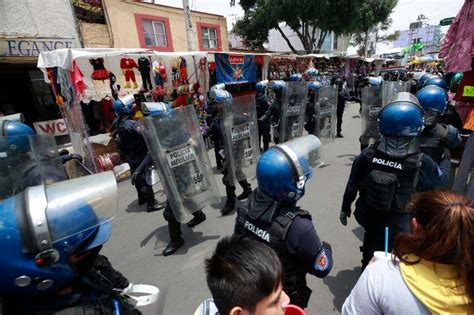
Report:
412,38,421,44
196,22,222,51
142,20,167,47
134,14,174,51
333,34,338,50
201,27,218,49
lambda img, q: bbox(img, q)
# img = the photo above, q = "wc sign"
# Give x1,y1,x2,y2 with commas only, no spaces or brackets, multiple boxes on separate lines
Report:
33,118,69,136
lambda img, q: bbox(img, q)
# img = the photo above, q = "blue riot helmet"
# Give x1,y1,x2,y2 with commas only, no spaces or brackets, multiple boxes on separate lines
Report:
113,94,135,115
141,102,169,117
423,76,448,90
450,72,463,93
270,80,287,99
209,83,226,101
0,170,117,296
418,73,437,89
378,92,424,137
257,135,322,204
368,76,382,87
214,88,232,104
308,81,322,91
416,86,448,126
0,118,36,154
289,73,303,81
256,80,268,92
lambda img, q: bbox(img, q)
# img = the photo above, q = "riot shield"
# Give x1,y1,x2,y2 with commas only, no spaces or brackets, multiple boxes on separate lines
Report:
0,134,67,200
361,86,383,147
400,80,413,93
221,94,260,184
142,105,220,222
382,81,403,106
280,81,308,142
314,86,337,144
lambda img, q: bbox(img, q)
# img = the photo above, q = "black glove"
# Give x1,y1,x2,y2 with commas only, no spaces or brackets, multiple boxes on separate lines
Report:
321,241,332,252
339,210,351,226
131,172,139,186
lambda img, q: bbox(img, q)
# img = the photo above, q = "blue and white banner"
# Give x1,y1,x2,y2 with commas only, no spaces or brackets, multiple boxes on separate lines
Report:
215,53,256,84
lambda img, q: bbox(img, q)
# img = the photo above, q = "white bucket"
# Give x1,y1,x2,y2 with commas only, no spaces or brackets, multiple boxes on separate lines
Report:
124,284,160,315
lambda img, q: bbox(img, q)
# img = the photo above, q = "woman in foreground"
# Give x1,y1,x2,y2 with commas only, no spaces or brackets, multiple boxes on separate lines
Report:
342,190,473,314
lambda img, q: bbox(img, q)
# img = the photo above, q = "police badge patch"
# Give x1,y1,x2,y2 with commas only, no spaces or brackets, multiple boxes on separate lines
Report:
314,251,329,271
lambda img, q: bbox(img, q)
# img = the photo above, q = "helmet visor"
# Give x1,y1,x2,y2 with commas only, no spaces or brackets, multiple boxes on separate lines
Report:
277,135,322,180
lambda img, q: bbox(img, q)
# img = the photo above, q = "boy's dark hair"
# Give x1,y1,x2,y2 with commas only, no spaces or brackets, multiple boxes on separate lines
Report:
205,236,283,315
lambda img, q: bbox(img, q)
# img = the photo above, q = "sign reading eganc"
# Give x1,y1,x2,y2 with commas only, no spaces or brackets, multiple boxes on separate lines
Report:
0,38,74,57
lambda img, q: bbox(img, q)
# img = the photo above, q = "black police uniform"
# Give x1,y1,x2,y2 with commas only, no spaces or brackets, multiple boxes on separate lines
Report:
341,138,445,269
256,91,271,152
304,93,316,135
116,117,155,206
418,123,460,187
234,190,333,308
261,96,282,144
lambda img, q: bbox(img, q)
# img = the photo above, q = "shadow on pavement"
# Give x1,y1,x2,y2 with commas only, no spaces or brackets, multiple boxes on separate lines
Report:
323,266,362,312
352,226,365,242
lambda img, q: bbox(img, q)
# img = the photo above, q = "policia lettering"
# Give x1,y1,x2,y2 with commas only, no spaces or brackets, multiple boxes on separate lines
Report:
167,145,196,168
371,158,402,170
244,220,270,242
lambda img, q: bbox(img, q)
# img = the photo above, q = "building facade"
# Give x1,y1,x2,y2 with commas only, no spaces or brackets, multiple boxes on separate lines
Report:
0,0,82,127
393,22,441,56
267,24,350,54
77,0,229,52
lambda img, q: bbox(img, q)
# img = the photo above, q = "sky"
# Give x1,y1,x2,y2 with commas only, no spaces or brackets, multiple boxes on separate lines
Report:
153,0,465,51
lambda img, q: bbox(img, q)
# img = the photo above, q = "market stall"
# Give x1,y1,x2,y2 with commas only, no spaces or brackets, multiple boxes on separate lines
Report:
38,48,210,173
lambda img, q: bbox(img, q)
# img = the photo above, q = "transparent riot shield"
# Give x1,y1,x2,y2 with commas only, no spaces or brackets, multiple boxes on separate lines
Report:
142,105,220,222
0,134,67,200
400,80,413,93
221,94,260,184
314,86,337,144
0,134,117,253
361,86,383,147
382,81,403,106
280,81,308,142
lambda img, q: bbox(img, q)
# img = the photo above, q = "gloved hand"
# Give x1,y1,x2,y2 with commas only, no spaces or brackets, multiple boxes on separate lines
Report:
339,210,351,226
321,241,332,252
131,172,139,186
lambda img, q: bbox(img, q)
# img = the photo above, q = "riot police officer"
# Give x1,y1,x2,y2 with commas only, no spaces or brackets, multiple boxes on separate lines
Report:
234,135,333,309
0,120,132,313
210,86,254,216
339,93,446,270
261,80,286,144
255,80,271,152
141,103,210,256
113,97,162,212
416,85,460,186
304,81,321,135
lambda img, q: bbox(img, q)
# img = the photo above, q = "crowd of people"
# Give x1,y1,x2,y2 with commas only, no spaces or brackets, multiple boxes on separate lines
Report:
1,55,473,314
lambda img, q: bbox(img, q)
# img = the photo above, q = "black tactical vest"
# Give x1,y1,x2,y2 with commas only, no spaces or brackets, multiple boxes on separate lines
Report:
362,146,422,213
234,205,312,296
418,124,449,164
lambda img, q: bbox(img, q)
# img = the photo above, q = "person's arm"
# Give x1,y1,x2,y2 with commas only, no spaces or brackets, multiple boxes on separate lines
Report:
287,217,333,278
341,151,366,215
445,125,461,150
418,154,445,191
341,264,382,315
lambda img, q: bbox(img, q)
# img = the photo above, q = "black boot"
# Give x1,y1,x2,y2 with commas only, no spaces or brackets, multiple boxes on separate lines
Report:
163,213,184,256
146,187,164,212
221,185,236,215
163,238,184,256
237,180,252,200
187,210,206,228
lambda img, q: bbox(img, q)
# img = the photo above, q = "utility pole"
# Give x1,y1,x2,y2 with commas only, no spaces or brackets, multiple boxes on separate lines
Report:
182,0,197,51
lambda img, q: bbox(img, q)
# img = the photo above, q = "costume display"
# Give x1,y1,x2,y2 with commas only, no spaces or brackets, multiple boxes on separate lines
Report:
138,56,152,91
120,57,139,89
89,58,110,81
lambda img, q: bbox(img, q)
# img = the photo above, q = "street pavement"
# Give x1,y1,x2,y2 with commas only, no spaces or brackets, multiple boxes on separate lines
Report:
102,102,364,314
